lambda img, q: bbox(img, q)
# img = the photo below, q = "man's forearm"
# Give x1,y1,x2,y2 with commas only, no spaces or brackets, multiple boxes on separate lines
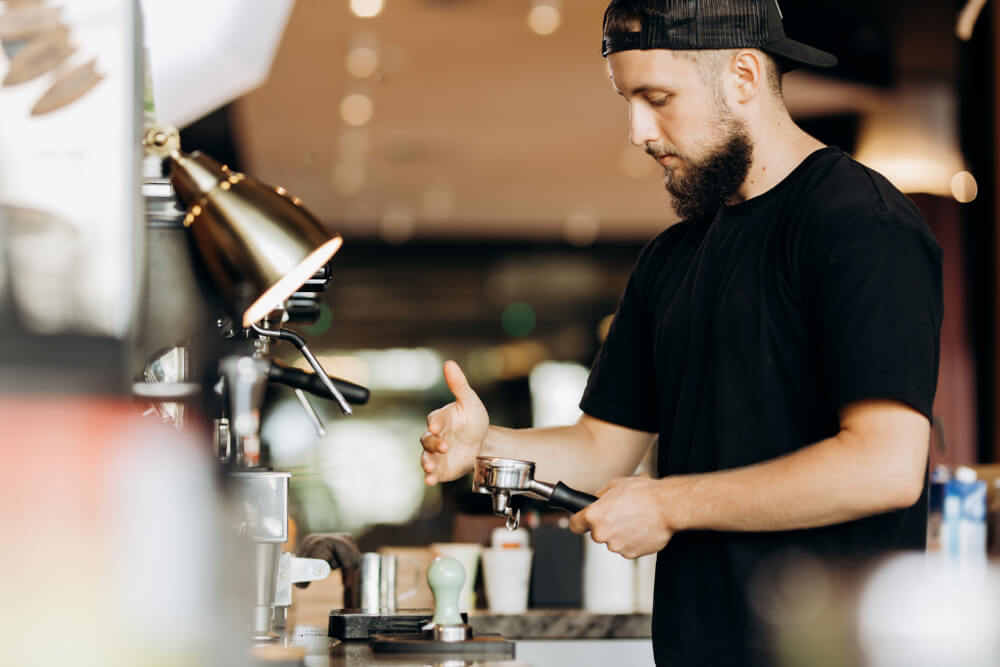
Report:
481,420,651,495
665,428,927,533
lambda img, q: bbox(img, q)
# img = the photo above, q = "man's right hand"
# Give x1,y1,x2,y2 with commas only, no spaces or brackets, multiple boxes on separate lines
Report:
420,360,489,485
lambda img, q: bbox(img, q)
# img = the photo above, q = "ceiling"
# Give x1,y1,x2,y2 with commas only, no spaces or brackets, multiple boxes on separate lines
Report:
228,0,963,243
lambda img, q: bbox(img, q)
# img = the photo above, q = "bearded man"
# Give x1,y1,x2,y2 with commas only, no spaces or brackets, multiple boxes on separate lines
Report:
421,1,943,664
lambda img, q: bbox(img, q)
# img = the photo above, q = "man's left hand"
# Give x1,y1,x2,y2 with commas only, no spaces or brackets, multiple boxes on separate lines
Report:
568,476,674,559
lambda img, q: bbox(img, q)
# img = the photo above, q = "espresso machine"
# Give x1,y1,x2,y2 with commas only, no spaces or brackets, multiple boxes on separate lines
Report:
135,126,369,642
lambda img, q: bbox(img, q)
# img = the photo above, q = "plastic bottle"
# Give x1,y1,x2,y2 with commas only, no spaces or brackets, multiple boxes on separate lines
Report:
942,465,987,565
926,464,950,551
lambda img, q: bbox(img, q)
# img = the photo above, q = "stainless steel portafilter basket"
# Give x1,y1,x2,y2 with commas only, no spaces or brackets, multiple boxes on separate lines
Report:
473,456,597,530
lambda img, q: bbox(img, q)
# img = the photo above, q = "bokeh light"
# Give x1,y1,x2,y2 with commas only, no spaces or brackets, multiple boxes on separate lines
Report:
346,46,379,78
951,170,978,203
340,93,374,126
564,210,600,246
380,205,416,245
529,361,589,427
502,302,536,337
302,302,333,337
528,3,561,35
349,0,384,19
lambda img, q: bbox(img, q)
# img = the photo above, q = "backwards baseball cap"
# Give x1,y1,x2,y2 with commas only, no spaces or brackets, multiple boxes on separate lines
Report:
601,0,837,70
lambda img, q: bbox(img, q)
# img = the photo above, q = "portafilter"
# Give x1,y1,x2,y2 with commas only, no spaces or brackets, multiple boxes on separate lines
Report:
473,456,597,530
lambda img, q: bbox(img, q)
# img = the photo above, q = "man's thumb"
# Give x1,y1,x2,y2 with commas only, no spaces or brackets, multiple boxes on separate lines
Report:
443,360,477,405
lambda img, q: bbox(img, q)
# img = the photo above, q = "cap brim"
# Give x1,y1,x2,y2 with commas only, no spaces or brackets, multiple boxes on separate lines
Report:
762,38,838,69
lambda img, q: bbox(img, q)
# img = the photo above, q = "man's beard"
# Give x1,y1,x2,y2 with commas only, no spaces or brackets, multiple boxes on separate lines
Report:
652,119,753,222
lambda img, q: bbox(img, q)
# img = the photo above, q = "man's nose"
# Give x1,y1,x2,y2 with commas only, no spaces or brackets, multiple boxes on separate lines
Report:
628,103,658,147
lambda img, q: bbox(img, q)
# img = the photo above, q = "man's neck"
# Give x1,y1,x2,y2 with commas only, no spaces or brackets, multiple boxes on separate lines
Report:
729,113,826,205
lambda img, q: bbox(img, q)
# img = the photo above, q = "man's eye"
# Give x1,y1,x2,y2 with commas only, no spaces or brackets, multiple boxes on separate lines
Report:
648,96,670,106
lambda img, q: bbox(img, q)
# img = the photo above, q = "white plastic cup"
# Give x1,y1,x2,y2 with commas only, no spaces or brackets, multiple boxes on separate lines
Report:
491,526,530,549
634,553,656,613
481,547,534,613
429,543,483,612
582,539,635,613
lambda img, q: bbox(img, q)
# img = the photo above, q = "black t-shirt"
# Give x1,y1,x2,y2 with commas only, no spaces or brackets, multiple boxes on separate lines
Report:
580,147,943,666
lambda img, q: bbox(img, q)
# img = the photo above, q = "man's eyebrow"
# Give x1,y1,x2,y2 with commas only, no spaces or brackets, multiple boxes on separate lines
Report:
612,84,665,97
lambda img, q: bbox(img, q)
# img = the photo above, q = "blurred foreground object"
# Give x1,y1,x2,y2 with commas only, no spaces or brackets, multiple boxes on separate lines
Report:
138,0,294,128
956,0,990,40
0,1,104,115
0,0,141,394
0,399,248,667
859,554,1000,666
750,551,1000,667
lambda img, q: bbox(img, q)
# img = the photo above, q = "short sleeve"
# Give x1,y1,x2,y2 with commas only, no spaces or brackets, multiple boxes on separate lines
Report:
806,210,943,421
580,258,660,433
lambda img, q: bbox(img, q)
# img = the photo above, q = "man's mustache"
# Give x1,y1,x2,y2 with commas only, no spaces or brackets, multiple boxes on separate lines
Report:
645,144,682,160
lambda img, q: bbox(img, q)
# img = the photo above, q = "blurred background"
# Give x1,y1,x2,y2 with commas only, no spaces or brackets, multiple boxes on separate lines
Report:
182,0,994,540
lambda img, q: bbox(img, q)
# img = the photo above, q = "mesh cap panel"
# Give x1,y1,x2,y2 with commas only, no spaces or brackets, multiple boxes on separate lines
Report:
601,0,837,69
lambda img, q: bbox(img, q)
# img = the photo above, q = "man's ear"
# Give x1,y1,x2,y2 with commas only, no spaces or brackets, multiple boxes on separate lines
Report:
728,49,764,103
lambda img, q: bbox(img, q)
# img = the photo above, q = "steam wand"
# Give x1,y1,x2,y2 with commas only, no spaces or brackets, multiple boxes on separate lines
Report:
294,388,327,437
250,322,353,416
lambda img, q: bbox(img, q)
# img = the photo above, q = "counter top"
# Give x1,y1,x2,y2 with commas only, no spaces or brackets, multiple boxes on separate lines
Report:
467,609,651,639
288,626,527,666
286,611,651,666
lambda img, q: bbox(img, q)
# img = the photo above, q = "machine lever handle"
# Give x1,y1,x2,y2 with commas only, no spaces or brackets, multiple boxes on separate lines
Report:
547,482,597,513
268,362,370,405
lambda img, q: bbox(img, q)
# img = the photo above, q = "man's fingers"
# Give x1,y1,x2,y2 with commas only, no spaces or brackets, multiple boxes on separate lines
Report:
421,451,435,472
421,452,440,485
568,509,590,535
426,408,444,433
443,360,478,406
420,431,449,454
422,453,443,487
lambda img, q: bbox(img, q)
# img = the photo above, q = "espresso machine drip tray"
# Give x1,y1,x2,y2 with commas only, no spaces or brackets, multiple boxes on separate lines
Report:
328,609,468,640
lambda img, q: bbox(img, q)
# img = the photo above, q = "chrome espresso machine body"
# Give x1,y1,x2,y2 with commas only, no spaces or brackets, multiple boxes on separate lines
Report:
134,127,369,642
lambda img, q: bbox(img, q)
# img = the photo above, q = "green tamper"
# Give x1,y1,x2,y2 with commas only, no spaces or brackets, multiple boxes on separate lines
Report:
426,556,474,642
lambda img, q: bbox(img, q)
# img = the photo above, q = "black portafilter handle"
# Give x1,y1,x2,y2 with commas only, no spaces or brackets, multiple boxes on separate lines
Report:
268,361,370,405
544,481,598,513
